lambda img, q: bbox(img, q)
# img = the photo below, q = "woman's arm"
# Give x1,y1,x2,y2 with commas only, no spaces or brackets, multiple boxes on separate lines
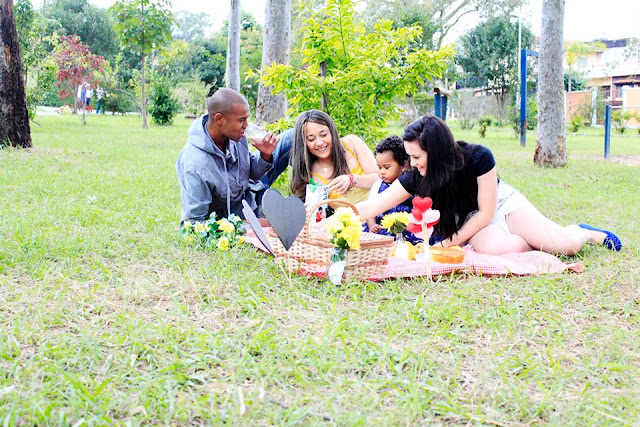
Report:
355,180,412,220
328,135,379,194
441,166,498,246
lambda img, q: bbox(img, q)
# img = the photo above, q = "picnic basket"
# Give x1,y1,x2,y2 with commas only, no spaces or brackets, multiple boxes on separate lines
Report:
268,199,394,281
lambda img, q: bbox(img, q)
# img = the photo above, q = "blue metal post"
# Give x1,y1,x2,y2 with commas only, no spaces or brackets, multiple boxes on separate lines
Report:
441,95,448,121
434,93,442,119
604,105,611,159
520,48,527,147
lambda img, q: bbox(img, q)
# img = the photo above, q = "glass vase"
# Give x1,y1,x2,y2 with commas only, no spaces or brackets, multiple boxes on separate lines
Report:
394,232,411,260
328,247,347,285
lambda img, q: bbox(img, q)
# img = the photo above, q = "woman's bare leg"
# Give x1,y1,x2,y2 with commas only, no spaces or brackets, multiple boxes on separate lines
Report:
506,205,606,255
469,223,534,254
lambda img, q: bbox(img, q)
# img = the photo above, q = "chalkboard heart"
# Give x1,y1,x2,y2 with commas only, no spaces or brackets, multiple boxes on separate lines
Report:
262,189,306,251
242,200,274,255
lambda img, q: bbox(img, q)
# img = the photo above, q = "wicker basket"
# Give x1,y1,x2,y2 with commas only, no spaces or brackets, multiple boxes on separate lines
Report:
268,200,394,281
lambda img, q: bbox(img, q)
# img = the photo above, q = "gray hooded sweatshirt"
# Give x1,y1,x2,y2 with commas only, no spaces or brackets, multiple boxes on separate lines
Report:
176,115,273,222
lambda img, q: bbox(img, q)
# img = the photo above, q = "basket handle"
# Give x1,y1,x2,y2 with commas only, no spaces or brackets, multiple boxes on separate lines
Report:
301,198,360,238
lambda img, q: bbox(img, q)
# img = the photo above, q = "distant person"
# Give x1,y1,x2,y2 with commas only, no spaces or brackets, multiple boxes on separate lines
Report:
176,88,291,224
95,86,105,114
85,84,93,109
77,83,85,110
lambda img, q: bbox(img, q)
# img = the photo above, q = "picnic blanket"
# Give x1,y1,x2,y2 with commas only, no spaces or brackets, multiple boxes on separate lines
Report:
245,227,584,280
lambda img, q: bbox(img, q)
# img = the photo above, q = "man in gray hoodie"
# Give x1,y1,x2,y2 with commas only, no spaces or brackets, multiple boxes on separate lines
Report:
176,88,287,223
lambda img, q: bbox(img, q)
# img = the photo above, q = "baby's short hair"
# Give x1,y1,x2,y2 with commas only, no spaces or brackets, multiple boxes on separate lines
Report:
375,136,408,165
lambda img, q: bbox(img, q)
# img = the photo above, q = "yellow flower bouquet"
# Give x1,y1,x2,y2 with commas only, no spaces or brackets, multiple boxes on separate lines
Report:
381,212,410,235
381,211,414,260
324,207,363,284
181,213,246,251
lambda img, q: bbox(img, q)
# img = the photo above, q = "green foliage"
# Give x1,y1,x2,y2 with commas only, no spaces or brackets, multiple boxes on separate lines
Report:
45,0,119,61
259,0,454,142
611,110,637,134
149,80,179,125
110,0,175,56
14,0,47,73
564,72,586,92
507,96,537,136
174,78,208,116
569,116,583,133
457,17,535,123
101,90,136,114
478,115,493,138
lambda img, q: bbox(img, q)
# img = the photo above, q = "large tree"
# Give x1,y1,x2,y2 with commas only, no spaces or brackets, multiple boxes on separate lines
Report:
361,0,525,49
110,0,174,129
256,0,291,124
534,0,565,167
457,16,534,123
0,0,31,148
226,0,241,91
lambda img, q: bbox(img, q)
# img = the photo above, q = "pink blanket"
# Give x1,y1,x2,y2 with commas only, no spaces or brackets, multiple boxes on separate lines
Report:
245,227,583,280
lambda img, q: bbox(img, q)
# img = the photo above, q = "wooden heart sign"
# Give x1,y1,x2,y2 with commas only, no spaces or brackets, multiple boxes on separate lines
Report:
262,189,306,250
242,200,274,255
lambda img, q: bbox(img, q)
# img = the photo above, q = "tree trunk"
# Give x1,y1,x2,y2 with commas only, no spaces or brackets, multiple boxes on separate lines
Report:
141,50,147,129
0,0,31,148
535,0,566,167
226,0,241,91
256,0,291,124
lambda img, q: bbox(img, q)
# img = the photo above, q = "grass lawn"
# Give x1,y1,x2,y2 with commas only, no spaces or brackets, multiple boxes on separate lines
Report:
1,114,639,425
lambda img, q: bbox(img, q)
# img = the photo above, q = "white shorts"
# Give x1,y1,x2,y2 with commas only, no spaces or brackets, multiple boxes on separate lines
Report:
489,180,533,234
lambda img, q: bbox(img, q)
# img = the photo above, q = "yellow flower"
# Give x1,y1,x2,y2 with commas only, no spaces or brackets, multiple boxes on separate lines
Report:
381,212,409,233
237,236,245,244
217,219,235,233
341,226,361,250
194,222,206,233
217,236,229,250
204,222,211,232
183,220,192,229
184,235,194,243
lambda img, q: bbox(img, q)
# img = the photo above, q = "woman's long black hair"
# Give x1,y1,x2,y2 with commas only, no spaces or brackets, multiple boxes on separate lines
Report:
290,109,349,201
402,115,475,238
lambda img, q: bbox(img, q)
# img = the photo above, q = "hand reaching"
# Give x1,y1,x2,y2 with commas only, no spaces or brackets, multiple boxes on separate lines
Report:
251,131,280,161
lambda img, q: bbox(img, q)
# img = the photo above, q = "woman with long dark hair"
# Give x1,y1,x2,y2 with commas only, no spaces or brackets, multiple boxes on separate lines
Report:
356,116,621,255
290,109,378,203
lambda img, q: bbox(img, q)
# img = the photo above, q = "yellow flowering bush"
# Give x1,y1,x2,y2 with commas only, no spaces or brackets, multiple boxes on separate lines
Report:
325,207,362,250
181,213,246,251
381,212,409,235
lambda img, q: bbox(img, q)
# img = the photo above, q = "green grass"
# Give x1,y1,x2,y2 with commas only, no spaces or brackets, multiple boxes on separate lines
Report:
1,115,639,425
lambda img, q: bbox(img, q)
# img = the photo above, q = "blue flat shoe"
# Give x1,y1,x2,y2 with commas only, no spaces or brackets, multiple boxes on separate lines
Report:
579,223,622,251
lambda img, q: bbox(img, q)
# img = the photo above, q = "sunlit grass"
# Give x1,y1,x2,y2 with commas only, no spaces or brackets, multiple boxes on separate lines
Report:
0,114,638,424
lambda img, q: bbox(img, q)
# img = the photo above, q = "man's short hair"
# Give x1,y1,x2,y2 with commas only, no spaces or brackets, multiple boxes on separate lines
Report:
207,88,248,116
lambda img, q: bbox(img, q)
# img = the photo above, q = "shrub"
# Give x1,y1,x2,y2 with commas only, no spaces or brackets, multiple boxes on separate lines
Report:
149,81,179,126
478,116,493,138
569,116,583,133
611,110,634,134
102,90,136,115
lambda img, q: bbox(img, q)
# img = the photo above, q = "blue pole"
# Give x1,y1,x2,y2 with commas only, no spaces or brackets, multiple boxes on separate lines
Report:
520,48,527,147
442,95,448,121
434,93,441,119
604,105,611,159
